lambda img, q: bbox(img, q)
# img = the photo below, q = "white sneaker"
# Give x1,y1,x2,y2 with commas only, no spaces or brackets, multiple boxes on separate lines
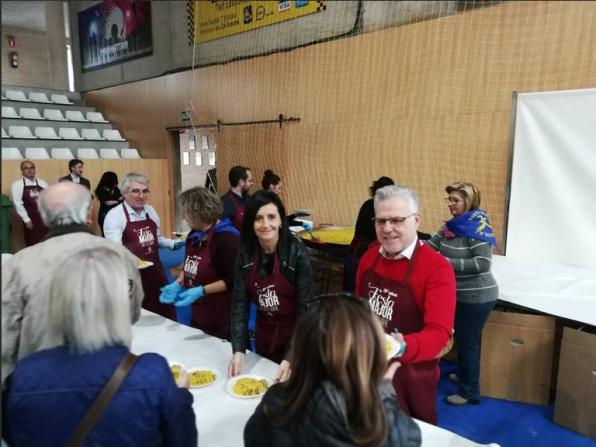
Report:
448,373,459,384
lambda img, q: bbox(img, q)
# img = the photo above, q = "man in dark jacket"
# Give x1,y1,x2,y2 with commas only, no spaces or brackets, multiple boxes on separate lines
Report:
58,159,91,190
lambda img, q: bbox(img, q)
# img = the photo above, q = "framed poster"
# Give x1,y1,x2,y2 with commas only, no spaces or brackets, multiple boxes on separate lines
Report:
79,0,153,71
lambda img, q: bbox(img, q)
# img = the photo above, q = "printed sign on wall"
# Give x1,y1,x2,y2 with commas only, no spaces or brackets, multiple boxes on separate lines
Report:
79,0,153,71
194,1,326,44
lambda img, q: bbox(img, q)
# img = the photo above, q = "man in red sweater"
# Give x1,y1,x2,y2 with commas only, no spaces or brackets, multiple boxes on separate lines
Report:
356,185,455,425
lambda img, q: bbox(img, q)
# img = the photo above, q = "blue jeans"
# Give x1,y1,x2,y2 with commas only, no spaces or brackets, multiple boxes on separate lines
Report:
454,300,496,401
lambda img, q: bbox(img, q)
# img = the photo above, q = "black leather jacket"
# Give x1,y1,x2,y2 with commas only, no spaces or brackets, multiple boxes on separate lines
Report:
244,380,422,447
231,235,314,354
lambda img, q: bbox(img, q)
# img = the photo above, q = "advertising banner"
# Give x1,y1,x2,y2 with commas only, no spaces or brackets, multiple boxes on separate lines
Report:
195,1,326,43
79,0,153,71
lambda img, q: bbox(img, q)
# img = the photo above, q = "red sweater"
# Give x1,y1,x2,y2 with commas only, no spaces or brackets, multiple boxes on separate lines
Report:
356,242,455,364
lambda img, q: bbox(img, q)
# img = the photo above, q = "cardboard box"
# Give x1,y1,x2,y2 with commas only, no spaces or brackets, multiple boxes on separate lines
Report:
480,310,555,404
553,327,596,439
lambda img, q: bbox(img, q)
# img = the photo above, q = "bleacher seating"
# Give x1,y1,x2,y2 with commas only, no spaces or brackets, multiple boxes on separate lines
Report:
51,148,76,159
65,110,88,121
3,86,141,158
2,106,20,118
20,108,44,120
99,148,120,159
77,148,100,159
6,90,29,102
121,148,141,159
81,128,104,140
43,109,68,121
8,126,35,139
103,129,125,141
2,147,23,160
25,147,51,159
35,127,60,139
58,127,83,140
51,94,73,105
87,112,108,123
29,92,52,103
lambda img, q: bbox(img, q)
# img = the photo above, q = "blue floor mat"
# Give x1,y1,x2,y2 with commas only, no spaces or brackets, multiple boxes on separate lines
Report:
438,361,595,447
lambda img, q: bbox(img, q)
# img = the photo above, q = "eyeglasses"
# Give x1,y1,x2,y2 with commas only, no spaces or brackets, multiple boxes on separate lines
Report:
129,188,150,196
372,213,416,227
22,166,35,170
444,197,462,204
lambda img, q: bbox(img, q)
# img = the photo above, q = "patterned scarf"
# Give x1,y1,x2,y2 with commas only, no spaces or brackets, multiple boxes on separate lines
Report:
187,218,239,245
445,209,497,246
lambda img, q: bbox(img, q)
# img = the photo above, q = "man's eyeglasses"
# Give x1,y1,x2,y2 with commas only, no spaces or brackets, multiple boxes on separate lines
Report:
444,197,462,204
130,188,150,196
372,213,416,227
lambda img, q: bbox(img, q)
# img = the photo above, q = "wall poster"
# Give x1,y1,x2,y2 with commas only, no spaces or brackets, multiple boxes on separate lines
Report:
79,0,153,71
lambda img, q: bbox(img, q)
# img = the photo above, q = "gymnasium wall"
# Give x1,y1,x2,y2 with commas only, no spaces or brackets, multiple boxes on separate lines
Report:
81,1,596,251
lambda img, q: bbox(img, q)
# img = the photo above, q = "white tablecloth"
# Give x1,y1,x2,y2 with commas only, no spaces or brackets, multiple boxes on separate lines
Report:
132,311,498,447
492,255,596,325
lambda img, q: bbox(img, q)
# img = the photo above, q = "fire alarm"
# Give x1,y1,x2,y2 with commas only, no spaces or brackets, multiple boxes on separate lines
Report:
7,35,15,49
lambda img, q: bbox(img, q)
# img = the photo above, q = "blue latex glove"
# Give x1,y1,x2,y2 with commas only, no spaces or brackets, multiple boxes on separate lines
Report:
159,281,183,304
175,286,205,306
173,240,185,250
301,221,313,232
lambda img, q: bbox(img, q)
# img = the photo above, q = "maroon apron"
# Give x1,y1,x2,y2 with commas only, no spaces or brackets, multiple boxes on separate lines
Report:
359,243,439,424
229,193,245,230
22,179,47,246
246,253,296,364
121,204,175,320
183,227,231,339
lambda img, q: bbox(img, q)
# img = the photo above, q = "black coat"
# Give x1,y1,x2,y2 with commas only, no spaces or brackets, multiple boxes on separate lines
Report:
231,235,314,355
244,380,422,447
58,175,91,190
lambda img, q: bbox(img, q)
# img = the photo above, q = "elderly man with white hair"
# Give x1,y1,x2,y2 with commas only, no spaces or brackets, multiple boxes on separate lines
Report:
104,171,183,320
355,185,456,425
1,182,143,385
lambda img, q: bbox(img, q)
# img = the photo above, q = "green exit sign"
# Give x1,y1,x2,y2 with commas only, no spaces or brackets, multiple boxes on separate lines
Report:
181,111,191,121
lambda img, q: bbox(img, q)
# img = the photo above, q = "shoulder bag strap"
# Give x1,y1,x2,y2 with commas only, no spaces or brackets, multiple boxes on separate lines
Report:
67,352,138,447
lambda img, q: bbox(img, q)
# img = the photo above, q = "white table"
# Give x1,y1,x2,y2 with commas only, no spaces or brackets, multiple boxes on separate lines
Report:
492,255,596,325
132,311,499,447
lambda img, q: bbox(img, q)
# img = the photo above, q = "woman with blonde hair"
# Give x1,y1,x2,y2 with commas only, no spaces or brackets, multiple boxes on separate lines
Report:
2,247,197,446
427,181,498,406
244,293,421,447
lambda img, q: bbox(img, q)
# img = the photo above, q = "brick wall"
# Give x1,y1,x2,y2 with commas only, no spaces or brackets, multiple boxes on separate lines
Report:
1,26,51,88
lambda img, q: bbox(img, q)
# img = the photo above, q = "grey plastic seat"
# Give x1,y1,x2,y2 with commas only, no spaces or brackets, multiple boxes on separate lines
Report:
86,112,109,123
35,127,61,139
51,148,76,159
6,90,30,102
2,127,9,138
43,109,68,121
25,147,51,159
58,127,83,140
51,94,73,105
77,148,100,159
2,106,20,118
121,148,141,159
29,92,52,103
65,110,88,121
9,126,36,139
19,107,45,120
103,129,125,141
81,128,104,140
99,148,121,159
2,147,24,160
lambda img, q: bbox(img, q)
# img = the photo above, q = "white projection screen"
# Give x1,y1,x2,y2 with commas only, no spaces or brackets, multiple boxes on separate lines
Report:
506,88,596,269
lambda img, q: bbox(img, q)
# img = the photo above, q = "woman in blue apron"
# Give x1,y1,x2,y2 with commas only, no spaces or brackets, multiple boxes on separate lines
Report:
228,191,314,383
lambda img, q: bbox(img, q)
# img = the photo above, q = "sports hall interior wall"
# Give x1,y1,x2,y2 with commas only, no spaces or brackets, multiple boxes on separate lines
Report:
79,1,596,250
1,27,51,89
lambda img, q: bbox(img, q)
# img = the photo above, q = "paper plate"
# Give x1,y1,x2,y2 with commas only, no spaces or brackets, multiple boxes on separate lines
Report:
169,361,186,382
226,374,272,399
385,333,401,359
137,259,154,270
187,367,220,389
